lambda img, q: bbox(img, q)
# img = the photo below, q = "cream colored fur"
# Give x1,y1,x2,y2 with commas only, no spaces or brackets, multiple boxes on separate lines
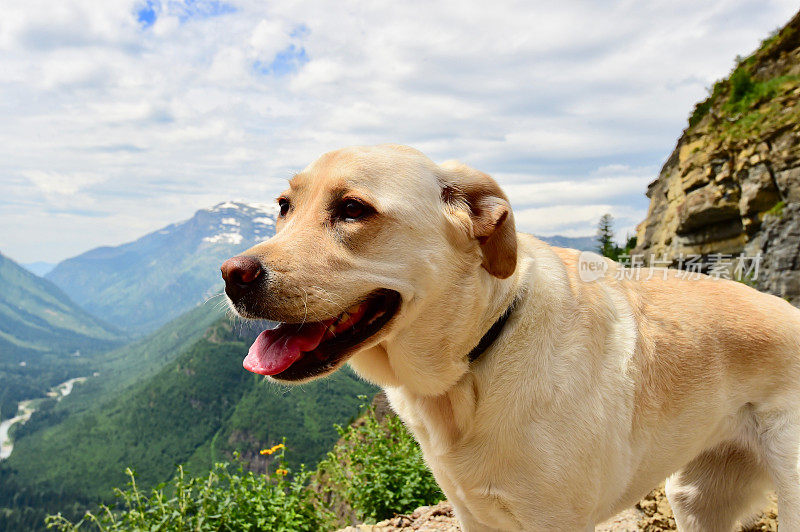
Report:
236,144,800,531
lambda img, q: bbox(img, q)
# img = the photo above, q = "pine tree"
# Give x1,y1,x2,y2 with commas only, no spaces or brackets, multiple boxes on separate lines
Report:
596,214,617,259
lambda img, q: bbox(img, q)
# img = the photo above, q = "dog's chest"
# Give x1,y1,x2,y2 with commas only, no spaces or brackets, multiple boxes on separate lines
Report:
428,439,528,528
385,386,538,528
386,383,606,529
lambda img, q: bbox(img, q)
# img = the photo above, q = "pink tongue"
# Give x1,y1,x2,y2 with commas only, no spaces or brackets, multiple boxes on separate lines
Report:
243,321,332,376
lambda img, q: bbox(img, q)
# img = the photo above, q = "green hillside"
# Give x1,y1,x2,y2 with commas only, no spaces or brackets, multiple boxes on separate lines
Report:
44,396,442,532
0,251,123,420
52,300,229,417
2,310,375,530
0,251,121,360
0,300,227,531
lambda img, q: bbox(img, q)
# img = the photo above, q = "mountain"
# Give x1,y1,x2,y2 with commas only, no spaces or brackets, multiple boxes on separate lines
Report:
635,10,800,305
537,235,596,251
46,202,279,335
21,262,55,277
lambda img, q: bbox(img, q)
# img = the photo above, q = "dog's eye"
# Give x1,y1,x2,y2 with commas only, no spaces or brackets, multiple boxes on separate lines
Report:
340,199,367,221
277,198,290,217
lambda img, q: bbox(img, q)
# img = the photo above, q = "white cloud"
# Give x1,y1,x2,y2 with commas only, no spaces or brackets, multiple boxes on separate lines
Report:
501,167,656,208
0,0,798,262
249,19,291,60
21,170,107,197
514,204,646,242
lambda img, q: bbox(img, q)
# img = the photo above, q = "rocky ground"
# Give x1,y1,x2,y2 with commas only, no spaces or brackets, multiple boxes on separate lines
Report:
336,486,779,531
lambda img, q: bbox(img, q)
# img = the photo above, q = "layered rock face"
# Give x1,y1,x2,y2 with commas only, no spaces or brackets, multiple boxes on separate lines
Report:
635,11,800,305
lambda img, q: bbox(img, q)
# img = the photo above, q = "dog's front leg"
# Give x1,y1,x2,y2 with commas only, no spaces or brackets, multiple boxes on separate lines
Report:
450,501,508,532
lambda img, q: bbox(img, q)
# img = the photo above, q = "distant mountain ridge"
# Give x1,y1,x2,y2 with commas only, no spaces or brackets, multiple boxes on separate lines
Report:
536,234,595,251
46,202,279,335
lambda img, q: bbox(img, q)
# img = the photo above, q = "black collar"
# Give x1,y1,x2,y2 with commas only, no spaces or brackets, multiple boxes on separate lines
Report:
467,300,516,364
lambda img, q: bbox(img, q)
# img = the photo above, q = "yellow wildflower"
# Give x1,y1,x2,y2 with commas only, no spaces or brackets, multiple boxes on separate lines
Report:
259,443,286,456
275,469,288,476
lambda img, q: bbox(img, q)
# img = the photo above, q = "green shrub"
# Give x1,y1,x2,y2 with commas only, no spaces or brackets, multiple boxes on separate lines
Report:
688,98,712,128
729,68,755,104
316,404,442,523
46,445,333,532
687,79,727,128
724,70,799,115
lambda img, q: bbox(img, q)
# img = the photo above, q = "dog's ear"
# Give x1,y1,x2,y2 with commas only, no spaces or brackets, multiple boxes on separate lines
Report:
439,161,517,279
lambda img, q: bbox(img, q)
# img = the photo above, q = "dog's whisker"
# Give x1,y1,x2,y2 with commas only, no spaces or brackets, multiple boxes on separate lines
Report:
298,286,310,327
213,299,230,312
203,292,225,305
310,285,348,305
309,285,349,316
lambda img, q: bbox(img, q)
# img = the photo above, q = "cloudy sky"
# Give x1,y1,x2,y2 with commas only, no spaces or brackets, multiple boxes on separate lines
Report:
1,0,798,263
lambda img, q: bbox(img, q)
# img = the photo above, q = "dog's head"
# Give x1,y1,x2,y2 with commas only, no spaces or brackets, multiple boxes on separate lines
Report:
222,144,516,391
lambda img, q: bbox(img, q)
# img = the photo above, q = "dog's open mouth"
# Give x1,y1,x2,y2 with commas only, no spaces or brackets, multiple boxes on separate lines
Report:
243,289,401,381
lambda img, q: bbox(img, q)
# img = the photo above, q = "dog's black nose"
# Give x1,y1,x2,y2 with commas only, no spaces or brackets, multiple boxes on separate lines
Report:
221,255,263,300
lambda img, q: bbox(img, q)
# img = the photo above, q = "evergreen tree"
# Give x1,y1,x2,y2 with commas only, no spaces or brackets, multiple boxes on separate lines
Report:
596,214,617,259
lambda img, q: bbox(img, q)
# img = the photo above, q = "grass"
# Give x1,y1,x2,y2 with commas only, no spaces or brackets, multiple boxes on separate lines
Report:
685,26,800,135
728,68,754,105
723,72,799,116
713,72,800,140
766,200,786,218
688,97,713,128
687,79,726,128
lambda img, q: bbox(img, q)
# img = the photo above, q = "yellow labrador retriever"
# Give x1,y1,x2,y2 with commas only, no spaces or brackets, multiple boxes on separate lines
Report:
221,144,800,531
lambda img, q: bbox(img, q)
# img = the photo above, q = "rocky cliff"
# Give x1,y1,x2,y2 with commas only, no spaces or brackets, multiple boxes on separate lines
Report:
635,10,800,304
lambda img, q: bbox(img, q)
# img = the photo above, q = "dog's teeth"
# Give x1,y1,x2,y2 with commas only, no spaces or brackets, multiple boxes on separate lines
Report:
365,309,386,326
327,324,336,335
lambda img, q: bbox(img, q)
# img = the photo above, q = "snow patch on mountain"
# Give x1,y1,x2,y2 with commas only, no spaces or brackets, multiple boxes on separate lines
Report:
210,201,241,211
203,233,244,245
198,201,279,247
208,201,278,216
245,202,280,215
